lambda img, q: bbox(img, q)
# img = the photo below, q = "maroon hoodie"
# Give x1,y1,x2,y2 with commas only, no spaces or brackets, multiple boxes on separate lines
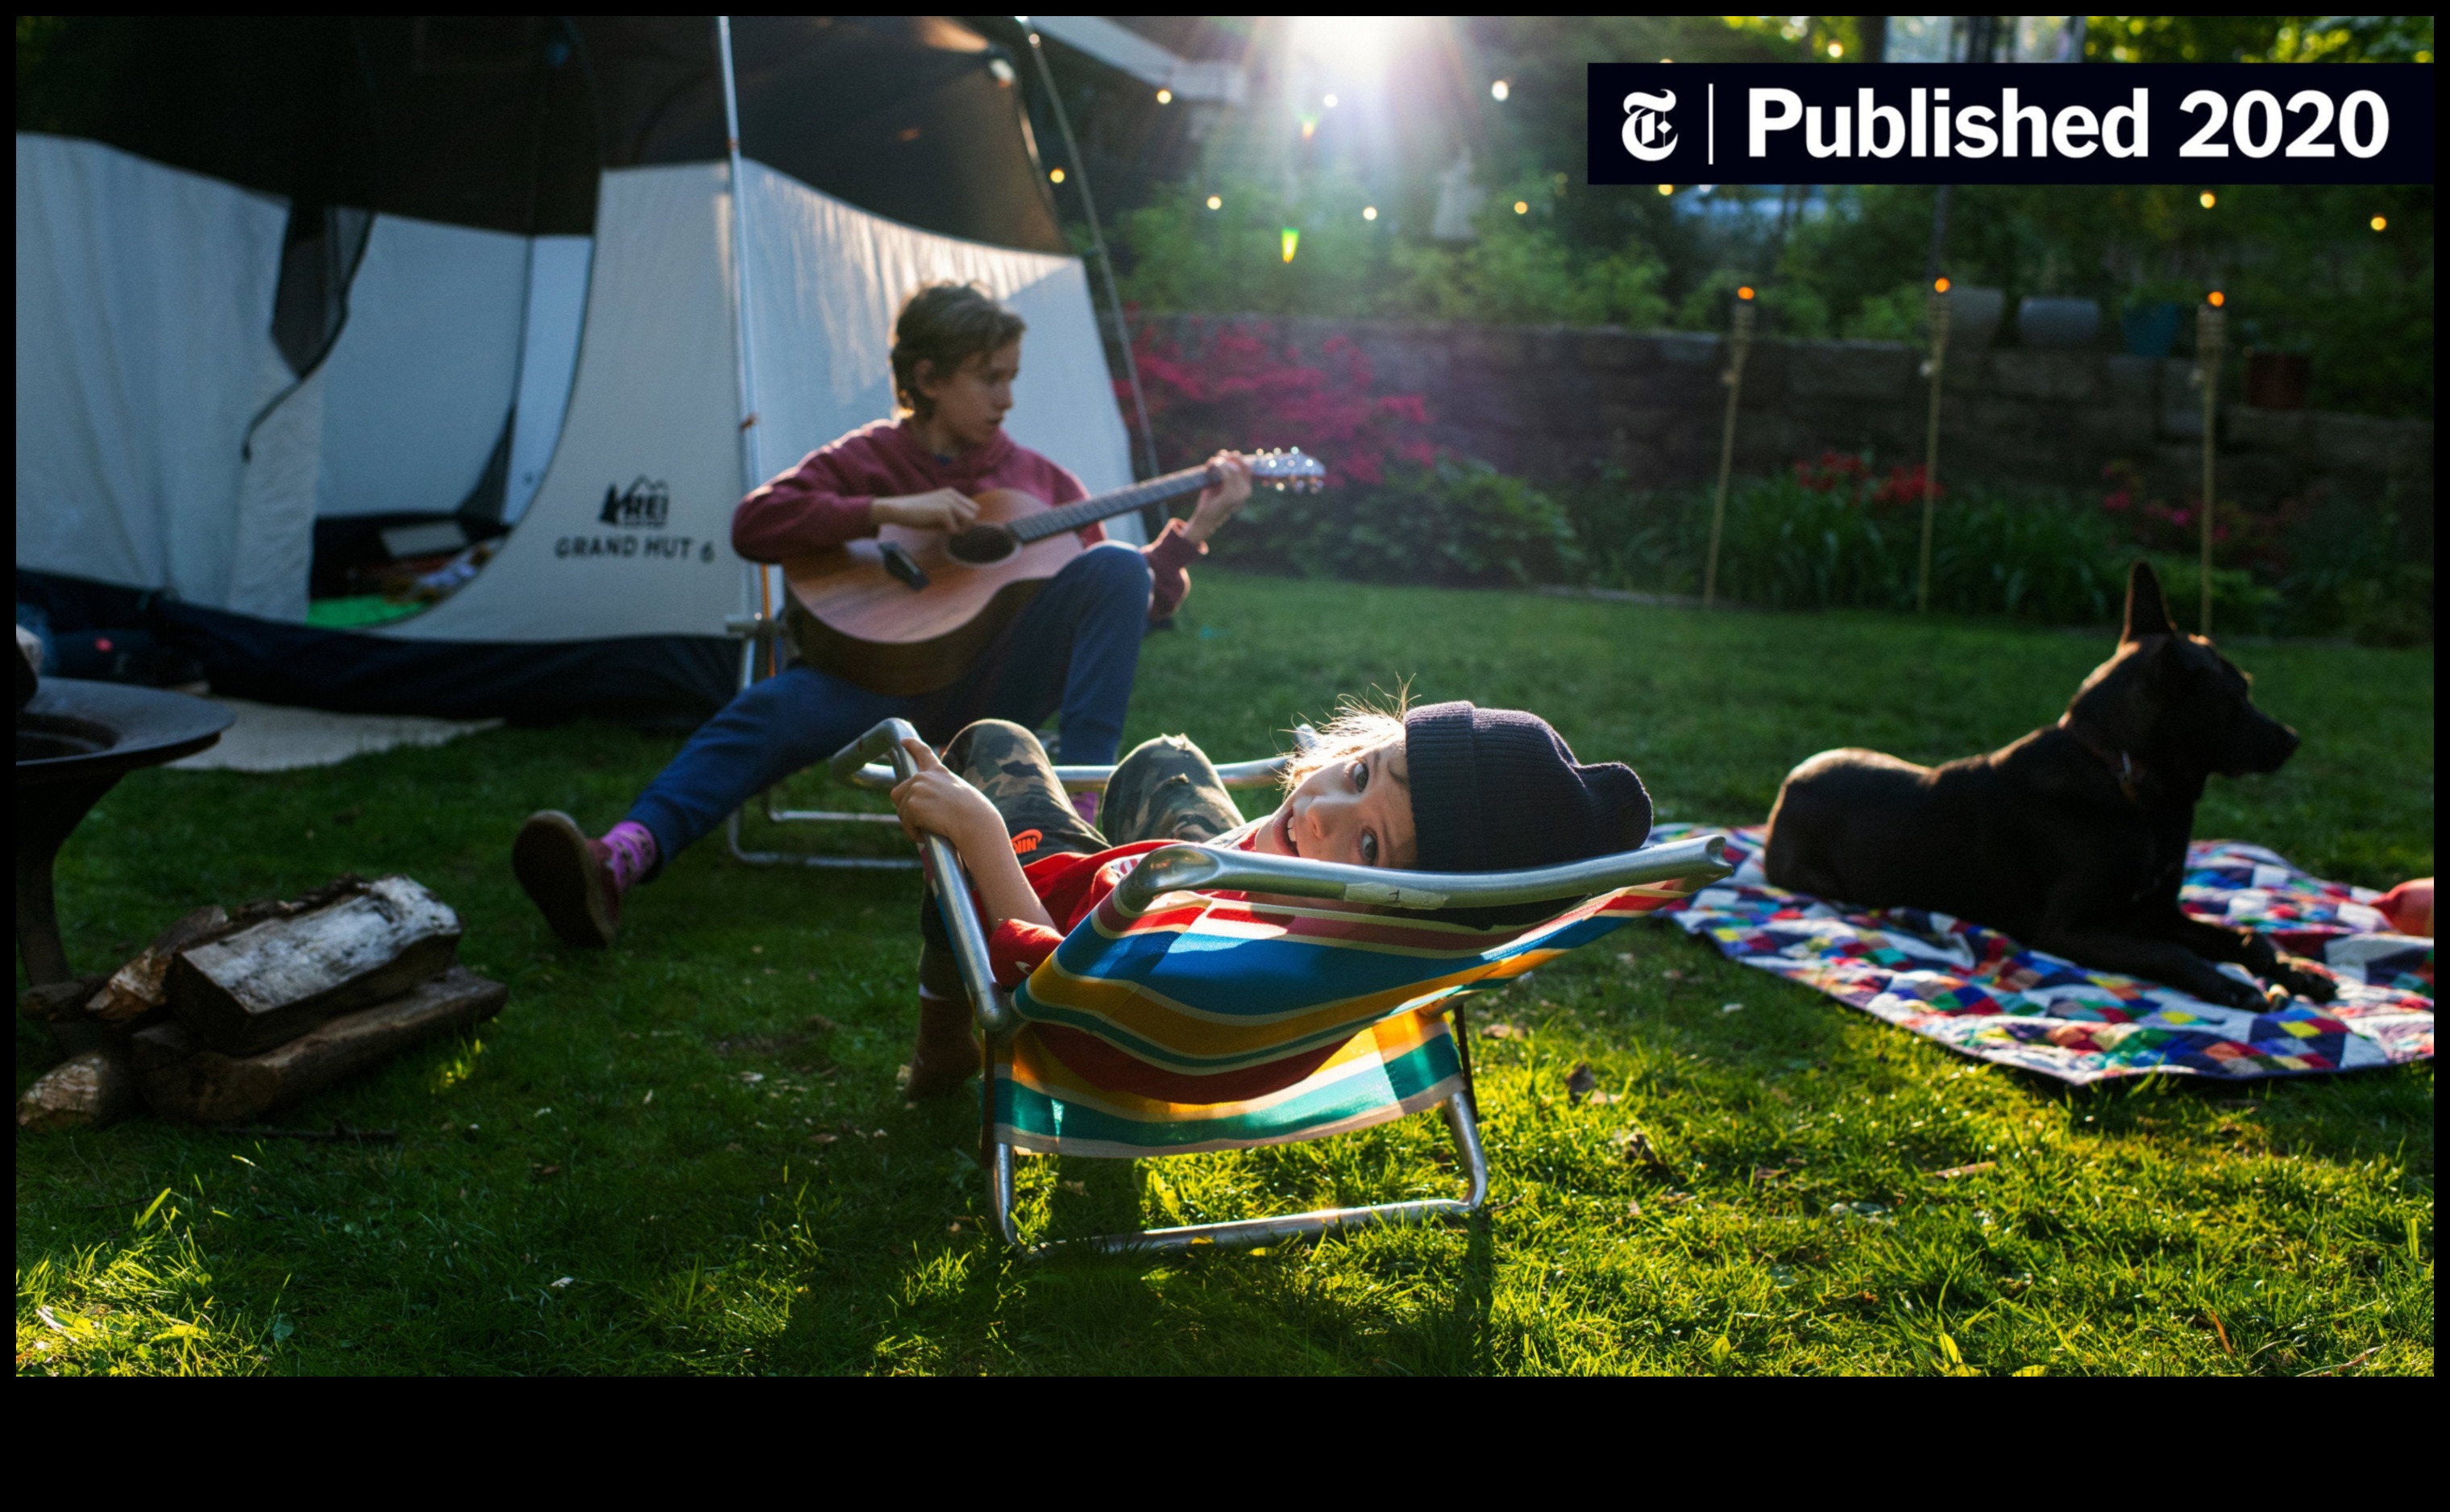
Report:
731,419,1202,620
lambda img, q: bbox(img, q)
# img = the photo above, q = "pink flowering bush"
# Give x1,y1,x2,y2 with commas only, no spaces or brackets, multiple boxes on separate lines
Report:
1125,321,1576,588
1127,324,1433,485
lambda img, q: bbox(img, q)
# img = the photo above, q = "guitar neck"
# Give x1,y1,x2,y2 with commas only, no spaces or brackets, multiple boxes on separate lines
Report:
1007,464,1218,545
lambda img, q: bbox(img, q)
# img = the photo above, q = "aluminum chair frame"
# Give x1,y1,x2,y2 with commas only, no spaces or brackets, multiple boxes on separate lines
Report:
828,717,1733,1260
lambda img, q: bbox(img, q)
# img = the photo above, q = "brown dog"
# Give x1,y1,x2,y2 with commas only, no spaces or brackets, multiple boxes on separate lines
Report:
1763,562,2331,1011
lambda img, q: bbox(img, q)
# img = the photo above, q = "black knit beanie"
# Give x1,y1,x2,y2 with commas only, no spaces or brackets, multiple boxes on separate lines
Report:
1402,702,1653,873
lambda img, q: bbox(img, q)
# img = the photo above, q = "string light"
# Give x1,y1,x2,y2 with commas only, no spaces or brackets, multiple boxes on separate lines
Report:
1363,206,1378,221
1490,80,1509,101
1933,276,1951,293
1323,93,1339,108
2370,214,2388,231
1206,194,1222,210
1827,40,1845,57
1049,168,1065,184
2207,290,2226,307
1513,200,1529,214
1657,184,1674,195
2199,191,2217,209
1156,88,1173,105
1281,227,1300,264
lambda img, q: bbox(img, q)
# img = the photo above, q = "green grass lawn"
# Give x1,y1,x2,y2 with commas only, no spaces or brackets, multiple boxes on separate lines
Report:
16,572,2434,1375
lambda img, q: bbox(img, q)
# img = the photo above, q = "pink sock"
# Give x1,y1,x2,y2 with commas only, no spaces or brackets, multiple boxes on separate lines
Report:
1071,791,1099,827
597,820,659,894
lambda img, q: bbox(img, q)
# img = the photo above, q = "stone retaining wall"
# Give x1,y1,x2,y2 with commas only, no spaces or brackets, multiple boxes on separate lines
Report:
1136,314,2435,517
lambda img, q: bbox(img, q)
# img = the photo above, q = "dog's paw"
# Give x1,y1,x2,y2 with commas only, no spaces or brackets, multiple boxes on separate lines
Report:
2269,957,2339,1003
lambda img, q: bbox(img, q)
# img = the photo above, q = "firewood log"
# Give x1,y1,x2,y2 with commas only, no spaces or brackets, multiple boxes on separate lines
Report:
137,966,505,1124
168,876,460,1053
19,976,109,1026
85,904,234,1023
15,1049,135,1131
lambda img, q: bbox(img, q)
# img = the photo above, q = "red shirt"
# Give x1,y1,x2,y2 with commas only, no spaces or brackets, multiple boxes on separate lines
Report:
985,825,1344,1103
730,418,1202,619
985,824,1263,986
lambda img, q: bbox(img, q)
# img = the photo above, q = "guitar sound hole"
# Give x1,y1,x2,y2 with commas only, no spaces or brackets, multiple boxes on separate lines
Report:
945,525,1019,565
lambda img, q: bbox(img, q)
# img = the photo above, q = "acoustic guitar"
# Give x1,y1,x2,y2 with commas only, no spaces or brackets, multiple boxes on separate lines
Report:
783,450,1326,696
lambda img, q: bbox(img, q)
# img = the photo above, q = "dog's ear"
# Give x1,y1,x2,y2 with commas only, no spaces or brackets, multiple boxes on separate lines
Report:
2122,559,2177,643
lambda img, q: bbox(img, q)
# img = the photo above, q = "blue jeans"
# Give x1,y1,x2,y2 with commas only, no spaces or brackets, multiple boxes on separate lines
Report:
625,543,1152,874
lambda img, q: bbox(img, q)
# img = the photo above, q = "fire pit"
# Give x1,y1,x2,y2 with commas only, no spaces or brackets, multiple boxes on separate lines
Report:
17,679,230,1028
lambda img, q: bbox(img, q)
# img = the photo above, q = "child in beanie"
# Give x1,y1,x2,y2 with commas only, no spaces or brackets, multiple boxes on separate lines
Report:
885,696,1651,1098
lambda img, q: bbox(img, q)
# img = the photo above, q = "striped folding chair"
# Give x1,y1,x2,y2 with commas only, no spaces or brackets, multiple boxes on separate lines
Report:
831,719,1731,1258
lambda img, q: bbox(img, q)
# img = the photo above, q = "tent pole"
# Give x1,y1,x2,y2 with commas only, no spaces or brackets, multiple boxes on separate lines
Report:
1021,23,1162,490
716,18,779,665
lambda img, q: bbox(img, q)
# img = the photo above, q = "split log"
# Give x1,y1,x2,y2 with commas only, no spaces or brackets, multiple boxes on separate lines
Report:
168,876,461,1053
16,1049,135,1131
85,905,234,1024
19,975,110,1026
138,966,505,1124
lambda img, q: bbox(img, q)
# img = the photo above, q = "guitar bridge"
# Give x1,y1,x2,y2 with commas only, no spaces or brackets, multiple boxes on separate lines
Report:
878,541,931,591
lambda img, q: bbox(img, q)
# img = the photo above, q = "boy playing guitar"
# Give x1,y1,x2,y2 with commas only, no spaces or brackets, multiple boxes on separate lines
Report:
514,282,1251,957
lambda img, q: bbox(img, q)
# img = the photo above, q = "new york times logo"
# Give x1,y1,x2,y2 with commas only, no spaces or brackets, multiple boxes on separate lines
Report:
1586,63,2430,186
1621,89,1678,161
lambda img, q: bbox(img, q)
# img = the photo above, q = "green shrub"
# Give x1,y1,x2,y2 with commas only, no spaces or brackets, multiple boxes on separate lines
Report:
1561,469,2132,625
1209,456,1580,589
2269,495,2435,645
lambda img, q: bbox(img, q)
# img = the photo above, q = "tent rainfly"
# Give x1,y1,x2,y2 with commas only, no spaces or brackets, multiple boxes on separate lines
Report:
15,16,1137,721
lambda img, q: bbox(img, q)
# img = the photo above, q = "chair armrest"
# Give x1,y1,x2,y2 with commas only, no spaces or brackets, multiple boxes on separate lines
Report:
824,718,1016,1033
1111,834,1731,916
834,746,1294,794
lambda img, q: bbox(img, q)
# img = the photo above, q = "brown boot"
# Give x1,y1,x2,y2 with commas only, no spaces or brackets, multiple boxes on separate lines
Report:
903,990,981,1100
513,811,619,949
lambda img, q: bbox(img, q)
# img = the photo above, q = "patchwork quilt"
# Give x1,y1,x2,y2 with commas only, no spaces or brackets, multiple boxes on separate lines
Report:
1650,825,2433,1085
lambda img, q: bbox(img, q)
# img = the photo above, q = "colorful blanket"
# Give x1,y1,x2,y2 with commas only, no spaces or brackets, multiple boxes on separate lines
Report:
1651,825,2434,1085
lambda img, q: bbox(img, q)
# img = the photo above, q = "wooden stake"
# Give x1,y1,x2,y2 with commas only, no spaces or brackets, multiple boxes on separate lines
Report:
1918,289,1951,613
2196,302,2227,635
1702,300,1756,607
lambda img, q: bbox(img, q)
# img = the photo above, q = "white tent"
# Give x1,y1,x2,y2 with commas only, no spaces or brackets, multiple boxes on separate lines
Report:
16,17,1137,720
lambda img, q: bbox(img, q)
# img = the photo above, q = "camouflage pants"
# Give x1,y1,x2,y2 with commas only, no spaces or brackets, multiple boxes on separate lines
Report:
917,720,1244,999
